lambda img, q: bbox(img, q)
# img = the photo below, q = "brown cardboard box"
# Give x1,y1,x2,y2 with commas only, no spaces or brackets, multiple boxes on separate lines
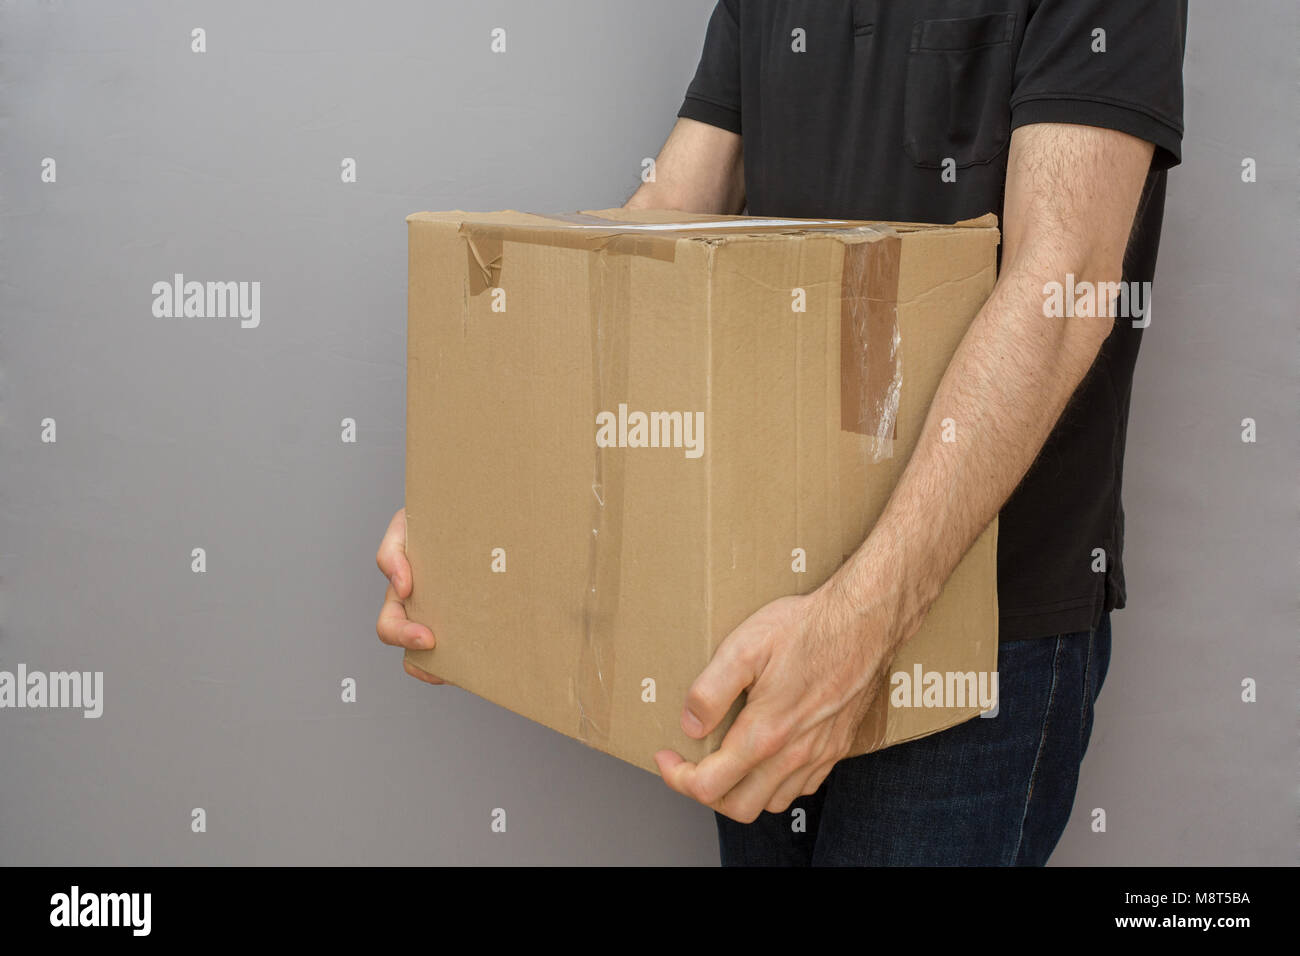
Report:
404,208,1000,774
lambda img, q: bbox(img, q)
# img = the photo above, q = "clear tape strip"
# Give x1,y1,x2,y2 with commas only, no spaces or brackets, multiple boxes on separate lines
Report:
575,247,632,745
840,232,903,462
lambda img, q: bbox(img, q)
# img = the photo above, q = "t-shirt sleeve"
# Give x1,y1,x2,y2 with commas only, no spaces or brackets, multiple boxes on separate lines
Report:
676,0,742,134
1010,0,1186,169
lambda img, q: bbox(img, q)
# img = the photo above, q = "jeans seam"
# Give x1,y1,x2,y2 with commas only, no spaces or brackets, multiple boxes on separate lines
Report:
1011,635,1065,865
1080,630,1095,753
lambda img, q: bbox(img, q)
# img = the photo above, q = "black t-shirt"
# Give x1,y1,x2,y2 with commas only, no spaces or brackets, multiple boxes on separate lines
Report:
678,0,1186,641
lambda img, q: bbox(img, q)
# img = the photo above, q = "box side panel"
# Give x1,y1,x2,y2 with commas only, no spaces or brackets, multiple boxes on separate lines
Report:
404,220,593,738
700,236,845,753
590,240,714,771
405,220,712,775
847,226,1002,754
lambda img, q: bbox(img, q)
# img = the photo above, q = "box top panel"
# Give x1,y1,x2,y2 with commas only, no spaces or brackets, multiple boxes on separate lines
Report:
406,207,998,242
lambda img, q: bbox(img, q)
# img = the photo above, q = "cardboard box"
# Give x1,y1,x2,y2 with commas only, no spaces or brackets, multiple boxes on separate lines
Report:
404,208,1000,774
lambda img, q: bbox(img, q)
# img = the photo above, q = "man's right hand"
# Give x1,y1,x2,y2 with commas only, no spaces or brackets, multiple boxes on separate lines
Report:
375,507,447,685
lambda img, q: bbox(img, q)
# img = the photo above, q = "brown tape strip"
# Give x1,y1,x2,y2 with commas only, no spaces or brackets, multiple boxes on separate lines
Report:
464,232,502,295
458,222,675,297
576,248,633,745
840,235,901,438
458,215,916,295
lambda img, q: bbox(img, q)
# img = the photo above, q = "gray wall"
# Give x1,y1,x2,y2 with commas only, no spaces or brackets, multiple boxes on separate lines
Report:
0,0,1292,865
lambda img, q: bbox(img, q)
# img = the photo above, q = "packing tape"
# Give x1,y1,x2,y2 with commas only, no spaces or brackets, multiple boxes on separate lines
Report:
574,246,633,746
459,219,676,296
459,214,911,296
840,231,902,460
540,210,631,227
464,231,503,295
835,227,904,752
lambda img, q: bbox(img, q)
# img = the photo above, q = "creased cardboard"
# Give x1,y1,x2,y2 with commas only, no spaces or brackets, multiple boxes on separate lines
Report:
404,208,1001,774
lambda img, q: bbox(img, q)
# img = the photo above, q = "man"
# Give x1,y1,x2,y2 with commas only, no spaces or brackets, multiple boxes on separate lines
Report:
378,0,1186,865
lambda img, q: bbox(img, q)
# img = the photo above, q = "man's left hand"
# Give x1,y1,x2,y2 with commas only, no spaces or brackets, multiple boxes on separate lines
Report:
654,582,896,822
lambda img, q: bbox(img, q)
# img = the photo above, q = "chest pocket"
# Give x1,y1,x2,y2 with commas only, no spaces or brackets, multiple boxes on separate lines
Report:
903,12,1017,168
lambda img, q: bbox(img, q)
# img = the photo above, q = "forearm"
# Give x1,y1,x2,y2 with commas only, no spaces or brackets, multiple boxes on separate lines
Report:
623,117,744,214
821,123,1154,654
825,256,1113,649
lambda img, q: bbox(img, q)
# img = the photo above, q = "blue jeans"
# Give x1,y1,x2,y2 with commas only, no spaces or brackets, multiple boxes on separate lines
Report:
715,613,1112,865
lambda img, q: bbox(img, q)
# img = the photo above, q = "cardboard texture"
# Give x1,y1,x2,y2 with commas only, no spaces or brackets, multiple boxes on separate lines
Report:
404,208,1001,774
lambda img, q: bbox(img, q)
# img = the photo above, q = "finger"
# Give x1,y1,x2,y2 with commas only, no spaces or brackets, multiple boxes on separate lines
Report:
377,585,435,650
376,508,412,598
403,657,448,686
800,758,836,796
715,733,814,823
654,749,687,780
681,632,762,739
765,760,820,815
669,704,791,809
655,750,719,809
